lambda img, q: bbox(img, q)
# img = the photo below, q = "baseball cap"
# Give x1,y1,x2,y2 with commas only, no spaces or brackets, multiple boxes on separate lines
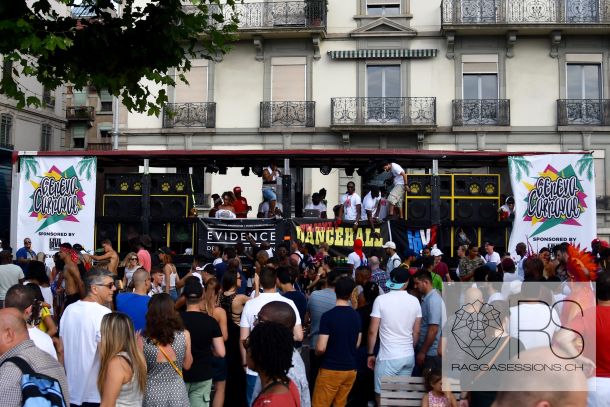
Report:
195,263,215,274
183,282,203,299
233,186,241,193
430,247,443,257
386,267,410,290
158,246,172,255
382,241,396,250
404,248,417,258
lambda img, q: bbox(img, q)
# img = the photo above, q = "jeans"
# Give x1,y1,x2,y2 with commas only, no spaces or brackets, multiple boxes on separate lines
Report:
186,379,212,407
373,355,415,394
312,368,357,407
246,373,258,406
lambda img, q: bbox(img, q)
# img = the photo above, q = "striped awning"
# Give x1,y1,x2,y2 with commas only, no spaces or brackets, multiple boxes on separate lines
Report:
327,49,438,60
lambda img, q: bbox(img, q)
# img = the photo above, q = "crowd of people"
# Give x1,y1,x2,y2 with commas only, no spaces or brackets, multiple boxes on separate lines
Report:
0,230,608,407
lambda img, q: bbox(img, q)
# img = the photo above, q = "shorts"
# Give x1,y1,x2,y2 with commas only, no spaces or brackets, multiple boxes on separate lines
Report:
212,356,227,382
388,184,406,208
262,187,277,202
374,355,415,394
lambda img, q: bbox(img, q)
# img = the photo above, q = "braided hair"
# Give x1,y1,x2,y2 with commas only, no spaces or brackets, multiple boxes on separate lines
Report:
247,321,293,381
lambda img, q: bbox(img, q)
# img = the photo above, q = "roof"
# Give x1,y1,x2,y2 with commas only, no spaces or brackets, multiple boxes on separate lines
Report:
21,149,585,169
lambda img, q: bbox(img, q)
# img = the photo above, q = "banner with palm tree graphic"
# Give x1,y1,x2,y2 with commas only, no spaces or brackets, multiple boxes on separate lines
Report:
508,154,596,255
16,156,97,256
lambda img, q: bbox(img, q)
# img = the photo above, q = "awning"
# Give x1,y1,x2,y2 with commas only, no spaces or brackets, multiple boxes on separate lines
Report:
327,49,438,60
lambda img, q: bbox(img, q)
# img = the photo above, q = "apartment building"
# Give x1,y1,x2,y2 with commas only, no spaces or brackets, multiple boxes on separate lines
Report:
109,0,610,230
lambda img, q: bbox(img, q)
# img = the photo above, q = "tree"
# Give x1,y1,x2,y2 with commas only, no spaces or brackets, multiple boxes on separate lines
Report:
0,0,239,115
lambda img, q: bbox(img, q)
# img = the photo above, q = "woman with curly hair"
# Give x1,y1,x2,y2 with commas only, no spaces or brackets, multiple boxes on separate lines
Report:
245,321,299,407
142,293,193,407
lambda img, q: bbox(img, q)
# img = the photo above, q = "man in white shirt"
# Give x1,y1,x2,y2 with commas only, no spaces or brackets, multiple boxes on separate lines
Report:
339,181,362,222
508,283,559,350
484,241,501,264
361,186,381,225
240,267,303,406
383,160,407,219
305,192,327,218
383,241,401,273
60,268,114,407
0,250,24,308
367,267,422,406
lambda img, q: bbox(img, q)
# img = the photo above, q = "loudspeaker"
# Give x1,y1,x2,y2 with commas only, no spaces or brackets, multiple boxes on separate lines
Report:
406,175,452,196
103,195,142,218
105,175,143,194
149,222,167,244
454,175,499,197
480,226,508,255
454,199,498,223
171,221,193,244
150,174,190,195
96,221,118,245
406,198,451,221
150,196,188,219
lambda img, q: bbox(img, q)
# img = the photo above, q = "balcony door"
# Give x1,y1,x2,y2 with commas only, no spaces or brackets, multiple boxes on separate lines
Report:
566,63,602,124
366,65,401,123
270,58,308,126
463,71,499,124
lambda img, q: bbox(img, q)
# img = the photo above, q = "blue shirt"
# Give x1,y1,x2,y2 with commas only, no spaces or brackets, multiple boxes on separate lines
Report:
417,289,444,356
116,292,150,332
216,261,247,294
282,290,307,322
307,288,336,346
15,247,36,273
319,306,361,371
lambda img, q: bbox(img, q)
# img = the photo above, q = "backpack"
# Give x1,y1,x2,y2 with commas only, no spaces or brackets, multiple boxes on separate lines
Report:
0,357,67,407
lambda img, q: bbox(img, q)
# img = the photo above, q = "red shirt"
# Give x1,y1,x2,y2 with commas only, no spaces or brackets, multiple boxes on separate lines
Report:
253,380,300,407
233,196,249,218
569,305,610,377
434,262,449,280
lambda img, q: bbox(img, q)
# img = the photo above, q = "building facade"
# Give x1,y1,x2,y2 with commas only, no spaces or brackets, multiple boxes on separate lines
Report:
111,0,610,233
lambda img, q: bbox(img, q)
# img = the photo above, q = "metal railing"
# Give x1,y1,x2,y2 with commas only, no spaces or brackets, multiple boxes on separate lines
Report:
185,1,326,29
66,106,95,121
442,0,610,24
557,99,610,125
331,97,436,127
87,142,113,151
260,101,315,127
163,102,216,128
452,99,510,126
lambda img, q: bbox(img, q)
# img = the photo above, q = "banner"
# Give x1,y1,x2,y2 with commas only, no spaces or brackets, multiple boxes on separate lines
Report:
16,156,97,257
508,154,596,253
197,218,283,254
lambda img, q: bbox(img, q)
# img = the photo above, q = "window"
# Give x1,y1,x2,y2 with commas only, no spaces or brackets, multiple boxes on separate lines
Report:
366,65,401,123
0,114,12,146
42,87,55,109
462,62,500,125
565,63,602,124
72,125,86,149
367,0,400,15
99,90,113,112
175,60,208,103
271,57,306,101
41,124,52,151
73,90,87,106
100,128,111,139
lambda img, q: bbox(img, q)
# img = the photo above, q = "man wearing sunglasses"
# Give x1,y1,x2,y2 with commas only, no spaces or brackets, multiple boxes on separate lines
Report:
60,268,114,407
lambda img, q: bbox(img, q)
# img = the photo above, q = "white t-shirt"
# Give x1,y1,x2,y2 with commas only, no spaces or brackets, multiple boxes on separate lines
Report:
361,192,381,220
28,326,57,360
509,303,559,350
370,290,422,360
340,192,362,221
305,202,327,214
60,300,111,405
0,264,24,300
387,253,401,273
240,292,302,376
485,251,501,264
213,258,223,266
258,201,283,217
390,163,406,185
378,198,389,220
348,252,368,276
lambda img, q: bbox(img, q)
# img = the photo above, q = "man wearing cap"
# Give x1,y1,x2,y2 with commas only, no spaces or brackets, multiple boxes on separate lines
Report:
484,241,501,264
116,268,151,332
399,248,417,269
233,186,251,219
430,247,449,281
367,268,422,407
181,279,225,407
383,241,401,273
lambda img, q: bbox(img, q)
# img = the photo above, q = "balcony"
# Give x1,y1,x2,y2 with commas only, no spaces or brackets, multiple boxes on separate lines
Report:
260,101,315,127
162,102,216,128
557,99,610,126
330,97,436,131
66,106,95,122
452,99,510,127
185,1,326,35
86,142,113,151
442,0,610,33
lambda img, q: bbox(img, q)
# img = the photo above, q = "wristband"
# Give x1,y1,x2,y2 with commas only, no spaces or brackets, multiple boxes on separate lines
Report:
367,353,375,357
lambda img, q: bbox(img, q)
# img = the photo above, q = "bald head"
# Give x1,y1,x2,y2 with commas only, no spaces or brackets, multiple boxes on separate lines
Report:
132,268,149,286
369,256,380,269
258,301,296,330
0,308,29,355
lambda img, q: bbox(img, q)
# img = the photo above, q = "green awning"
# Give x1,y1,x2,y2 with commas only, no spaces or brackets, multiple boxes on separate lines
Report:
327,49,438,60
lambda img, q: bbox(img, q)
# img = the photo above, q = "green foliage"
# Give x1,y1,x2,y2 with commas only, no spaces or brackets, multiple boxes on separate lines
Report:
509,156,532,182
20,156,39,181
576,154,594,182
0,0,239,114
76,156,96,181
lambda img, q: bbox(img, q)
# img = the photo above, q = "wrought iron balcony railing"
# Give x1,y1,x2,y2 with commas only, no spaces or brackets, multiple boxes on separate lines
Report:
260,101,315,127
442,0,610,25
331,97,436,127
163,102,216,128
557,99,610,125
185,1,326,30
66,106,95,121
452,99,510,126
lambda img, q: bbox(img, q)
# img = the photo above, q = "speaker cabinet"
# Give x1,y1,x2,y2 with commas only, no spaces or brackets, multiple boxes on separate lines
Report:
149,222,167,244
480,226,508,255
454,175,499,197
171,221,193,244
103,196,142,218
150,196,188,220
406,175,452,197
454,199,499,223
120,222,142,252
96,221,118,246
150,174,190,195
406,198,451,222
105,175,143,194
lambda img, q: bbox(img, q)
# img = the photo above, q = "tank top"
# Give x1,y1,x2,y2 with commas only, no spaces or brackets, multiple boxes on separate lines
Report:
115,352,144,407
263,167,279,185
220,292,242,326
428,391,450,407
162,264,177,289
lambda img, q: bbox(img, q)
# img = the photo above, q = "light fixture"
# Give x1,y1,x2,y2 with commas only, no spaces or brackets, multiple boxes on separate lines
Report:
320,166,332,175
205,162,219,173
345,167,355,176
252,166,263,177
356,167,365,176
240,167,249,176
218,166,228,175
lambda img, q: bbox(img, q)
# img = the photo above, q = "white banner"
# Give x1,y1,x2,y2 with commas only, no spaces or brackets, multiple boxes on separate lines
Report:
16,156,97,257
508,154,596,253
